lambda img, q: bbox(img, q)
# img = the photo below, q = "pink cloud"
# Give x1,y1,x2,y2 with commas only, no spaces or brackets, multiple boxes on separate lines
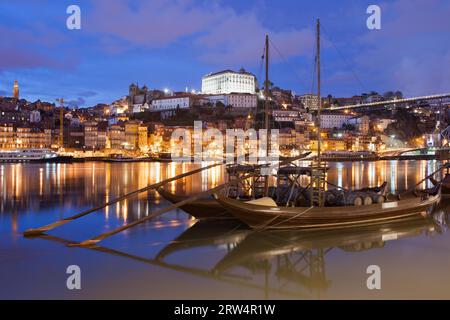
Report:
87,0,215,47
87,0,314,66
0,24,72,71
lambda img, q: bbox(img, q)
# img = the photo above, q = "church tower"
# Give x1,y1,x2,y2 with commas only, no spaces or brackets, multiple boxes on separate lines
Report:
13,80,19,99
129,83,138,105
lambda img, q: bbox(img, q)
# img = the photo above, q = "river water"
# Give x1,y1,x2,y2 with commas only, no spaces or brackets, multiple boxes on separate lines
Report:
1,160,450,299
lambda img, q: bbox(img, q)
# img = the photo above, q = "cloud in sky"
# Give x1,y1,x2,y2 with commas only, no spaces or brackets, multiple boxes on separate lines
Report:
78,91,98,98
87,0,215,47
66,97,86,108
353,0,450,95
0,0,448,106
0,25,65,71
87,0,315,65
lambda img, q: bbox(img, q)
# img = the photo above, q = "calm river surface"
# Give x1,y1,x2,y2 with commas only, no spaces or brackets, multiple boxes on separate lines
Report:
1,160,450,299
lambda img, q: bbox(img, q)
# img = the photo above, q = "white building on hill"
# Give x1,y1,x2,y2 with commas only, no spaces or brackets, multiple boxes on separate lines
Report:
202,69,256,95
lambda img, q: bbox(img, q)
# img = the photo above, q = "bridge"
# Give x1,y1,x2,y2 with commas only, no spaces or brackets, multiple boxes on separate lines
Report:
329,93,450,111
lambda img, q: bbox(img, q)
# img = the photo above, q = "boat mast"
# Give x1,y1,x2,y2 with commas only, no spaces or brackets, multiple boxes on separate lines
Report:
263,34,270,196
316,19,321,164
56,98,64,150
310,19,325,207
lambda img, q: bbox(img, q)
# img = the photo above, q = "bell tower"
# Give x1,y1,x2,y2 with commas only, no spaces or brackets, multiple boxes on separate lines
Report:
13,80,19,99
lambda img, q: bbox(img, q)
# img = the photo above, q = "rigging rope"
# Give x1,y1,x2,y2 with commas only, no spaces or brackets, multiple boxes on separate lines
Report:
269,39,309,94
320,23,367,93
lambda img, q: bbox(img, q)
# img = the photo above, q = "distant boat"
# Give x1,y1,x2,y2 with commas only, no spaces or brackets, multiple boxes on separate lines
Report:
105,153,149,162
321,151,379,161
0,149,71,162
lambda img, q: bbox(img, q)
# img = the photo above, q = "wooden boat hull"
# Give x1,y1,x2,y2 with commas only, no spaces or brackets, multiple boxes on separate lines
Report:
214,190,441,230
157,188,233,220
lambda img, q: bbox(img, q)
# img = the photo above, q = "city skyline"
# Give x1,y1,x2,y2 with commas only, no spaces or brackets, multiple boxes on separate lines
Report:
1,0,450,107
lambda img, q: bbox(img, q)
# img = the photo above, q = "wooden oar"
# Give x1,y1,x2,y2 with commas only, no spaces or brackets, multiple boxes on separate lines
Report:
70,172,257,247
70,155,308,247
24,154,307,239
23,162,223,236
409,165,445,192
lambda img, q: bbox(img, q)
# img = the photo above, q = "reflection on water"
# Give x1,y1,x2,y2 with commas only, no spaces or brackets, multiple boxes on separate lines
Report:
1,160,450,299
159,211,450,298
0,160,441,217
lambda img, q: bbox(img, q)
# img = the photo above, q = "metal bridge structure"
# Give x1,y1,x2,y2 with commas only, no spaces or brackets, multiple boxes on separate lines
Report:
329,93,450,111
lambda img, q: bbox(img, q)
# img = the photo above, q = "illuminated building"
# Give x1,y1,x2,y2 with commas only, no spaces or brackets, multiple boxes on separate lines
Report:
123,120,148,151
202,69,256,95
83,121,98,150
320,113,353,129
0,125,51,149
310,139,347,151
0,124,15,149
205,93,257,109
298,93,320,110
108,124,125,150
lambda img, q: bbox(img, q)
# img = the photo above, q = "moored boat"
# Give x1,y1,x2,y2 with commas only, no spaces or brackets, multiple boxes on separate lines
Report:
105,153,139,162
213,185,441,230
212,19,442,230
0,149,61,162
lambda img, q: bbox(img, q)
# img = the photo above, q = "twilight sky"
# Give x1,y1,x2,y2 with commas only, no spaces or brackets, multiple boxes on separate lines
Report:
0,0,449,107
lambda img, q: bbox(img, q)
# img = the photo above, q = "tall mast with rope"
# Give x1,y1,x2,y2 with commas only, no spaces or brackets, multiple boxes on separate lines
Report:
316,19,321,164
311,19,325,207
263,34,270,196
56,98,64,150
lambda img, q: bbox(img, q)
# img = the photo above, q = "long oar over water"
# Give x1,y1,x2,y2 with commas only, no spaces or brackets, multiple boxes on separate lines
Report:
24,154,307,245
70,174,256,247
70,155,309,247
23,162,223,236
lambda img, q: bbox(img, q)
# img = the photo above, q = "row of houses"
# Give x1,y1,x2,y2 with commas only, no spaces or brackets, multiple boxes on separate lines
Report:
0,120,150,152
0,124,52,149
129,93,259,118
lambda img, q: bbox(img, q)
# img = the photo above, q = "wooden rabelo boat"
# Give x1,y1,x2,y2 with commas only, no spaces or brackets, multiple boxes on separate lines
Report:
213,20,442,230
213,186,441,230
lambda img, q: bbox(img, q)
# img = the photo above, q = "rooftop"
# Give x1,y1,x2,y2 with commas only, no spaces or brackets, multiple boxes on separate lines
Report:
203,68,255,78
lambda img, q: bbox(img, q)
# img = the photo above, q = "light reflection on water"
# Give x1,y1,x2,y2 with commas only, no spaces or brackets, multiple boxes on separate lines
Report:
1,160,450,299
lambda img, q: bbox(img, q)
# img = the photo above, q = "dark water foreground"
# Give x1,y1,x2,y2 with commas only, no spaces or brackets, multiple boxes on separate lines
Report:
1,161,450,299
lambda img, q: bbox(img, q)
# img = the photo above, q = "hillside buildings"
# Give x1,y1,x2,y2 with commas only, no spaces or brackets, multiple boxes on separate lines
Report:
299,93,320,110
205,93,257,109
151,96,191,112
